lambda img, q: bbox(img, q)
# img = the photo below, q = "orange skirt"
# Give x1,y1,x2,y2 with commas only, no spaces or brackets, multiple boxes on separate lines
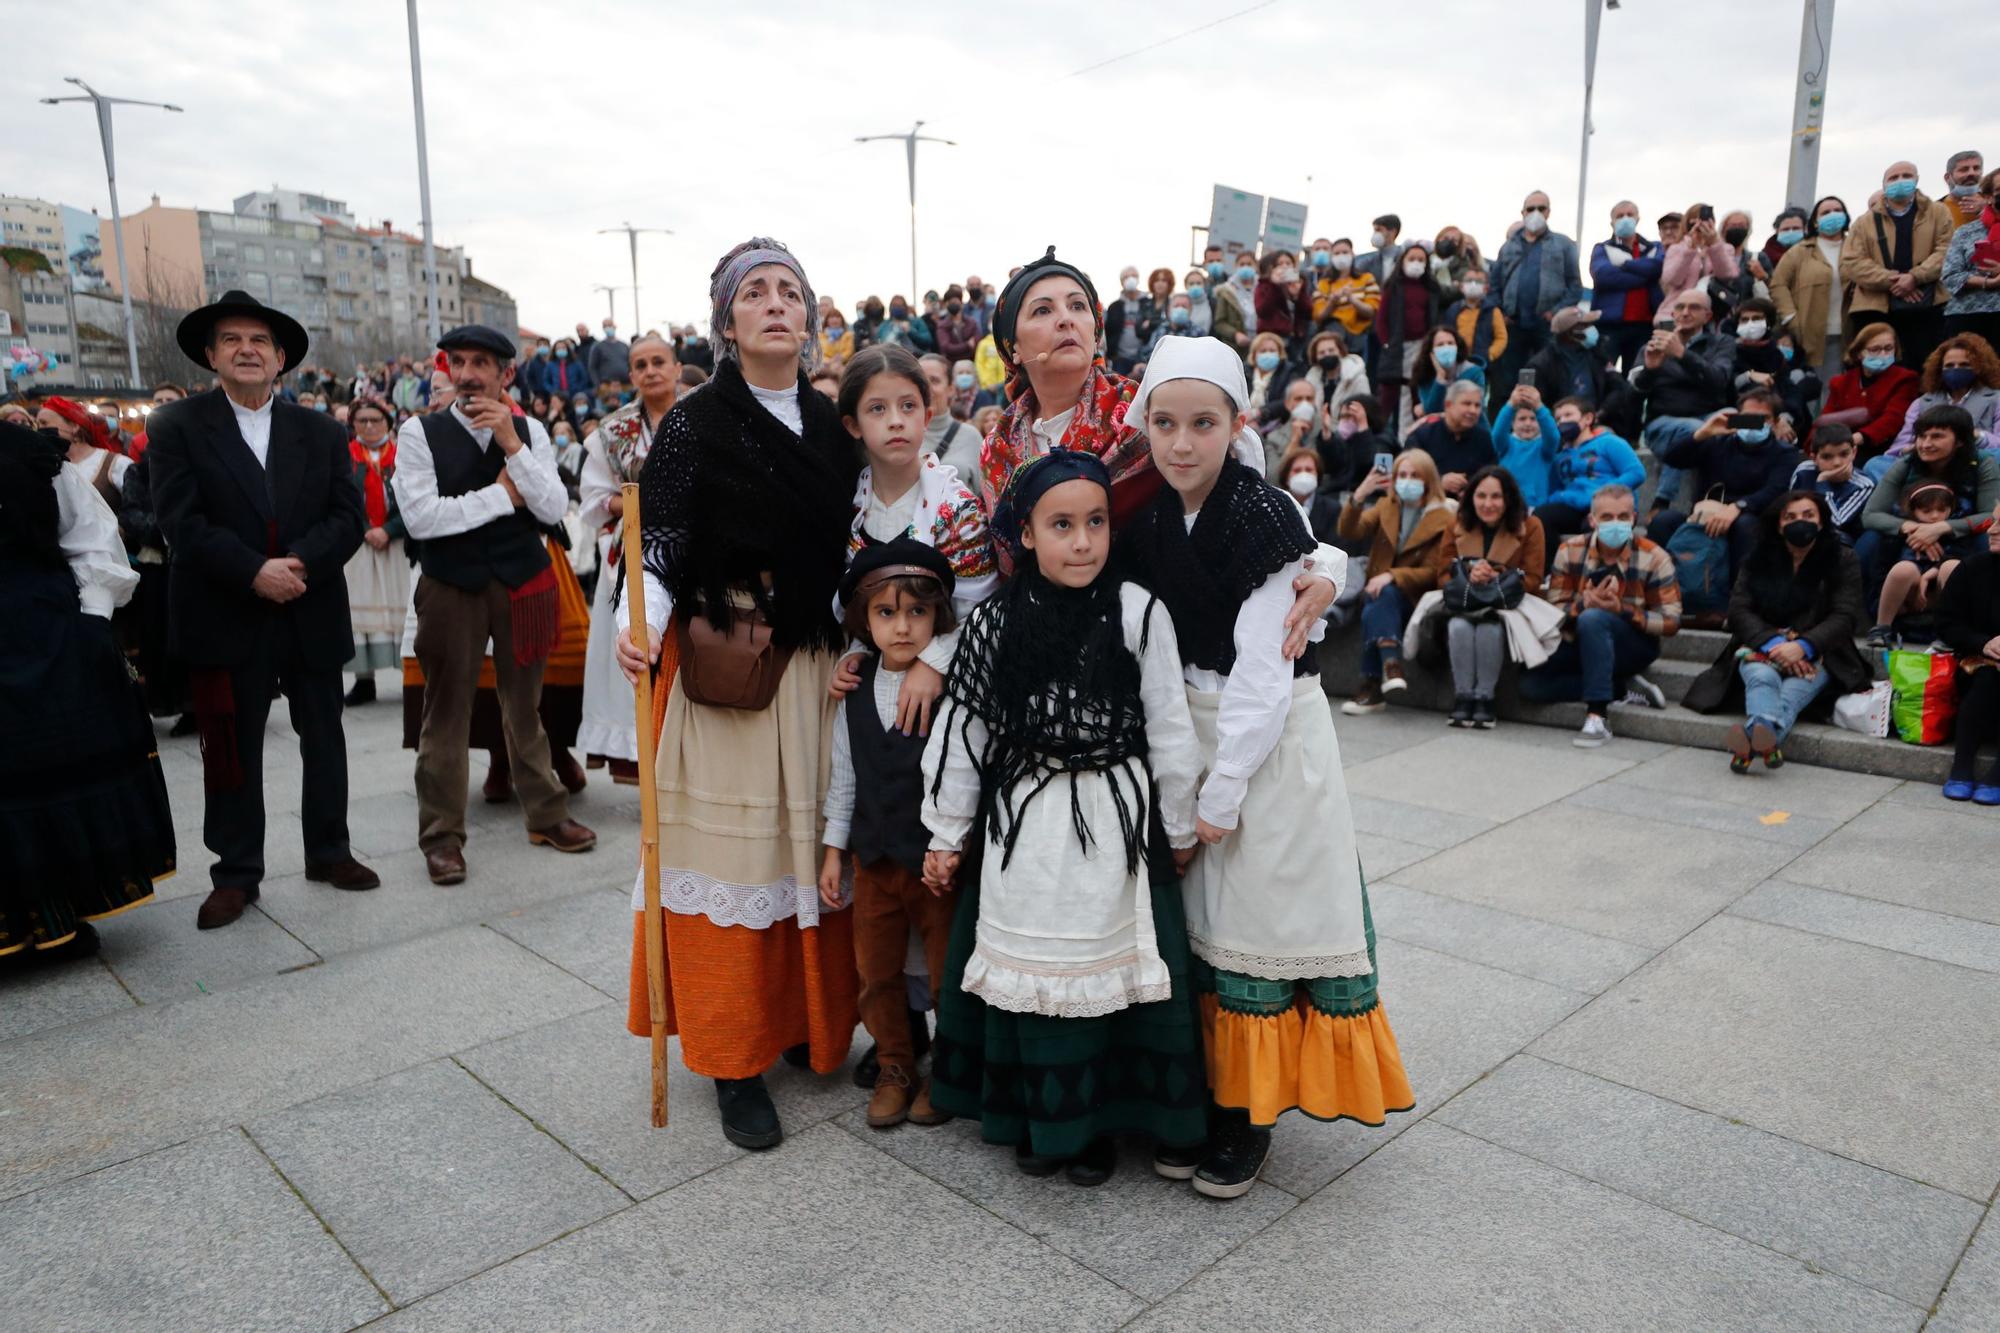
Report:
1198,993,1413,1129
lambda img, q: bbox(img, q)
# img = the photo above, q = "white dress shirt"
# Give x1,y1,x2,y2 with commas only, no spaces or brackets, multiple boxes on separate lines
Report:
229,394,274,469
54,463,139,617
392,404,569,539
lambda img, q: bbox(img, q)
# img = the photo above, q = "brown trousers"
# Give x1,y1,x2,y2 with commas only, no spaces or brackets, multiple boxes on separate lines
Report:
413,574,568,851
852,857,956,1074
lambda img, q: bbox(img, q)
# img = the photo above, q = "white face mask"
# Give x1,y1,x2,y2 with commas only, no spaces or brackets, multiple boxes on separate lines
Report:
1331,253,1354,273
1523,209,1548,235
1290,400,1317,422
1273,266,1298,284
1287,471,1319,498
1370,229,1388,249
1737,320,1768,341
1403,260,1429,279
1462,281,1488,300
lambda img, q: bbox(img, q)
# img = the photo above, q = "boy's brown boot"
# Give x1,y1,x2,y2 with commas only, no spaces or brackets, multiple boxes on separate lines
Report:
866,1065,915,1128
907,1076,953,1126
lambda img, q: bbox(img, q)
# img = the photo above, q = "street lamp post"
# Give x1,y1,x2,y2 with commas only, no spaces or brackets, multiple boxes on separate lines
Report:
856,121,957,304
593,284,620,324
40,77,181,386
1576,0,1616,241
1784,0,1837,208
598,225,672,333
404,0,442,348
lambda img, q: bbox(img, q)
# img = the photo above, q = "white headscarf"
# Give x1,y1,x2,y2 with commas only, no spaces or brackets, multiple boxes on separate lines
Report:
1128,336,1265,471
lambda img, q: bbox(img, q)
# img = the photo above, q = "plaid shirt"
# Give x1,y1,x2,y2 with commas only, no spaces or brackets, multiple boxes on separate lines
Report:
1546,532,1682,638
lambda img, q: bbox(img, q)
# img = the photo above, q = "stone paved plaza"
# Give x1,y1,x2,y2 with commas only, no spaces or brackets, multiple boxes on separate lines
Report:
2,683,1996,1331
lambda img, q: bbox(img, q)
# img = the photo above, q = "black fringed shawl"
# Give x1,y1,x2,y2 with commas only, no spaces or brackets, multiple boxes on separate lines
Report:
932,566,1155,876
1118,458,1320,679
635,358,859,654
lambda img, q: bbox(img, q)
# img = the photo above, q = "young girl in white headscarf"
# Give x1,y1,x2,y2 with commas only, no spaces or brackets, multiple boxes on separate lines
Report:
1115,336,1413,1200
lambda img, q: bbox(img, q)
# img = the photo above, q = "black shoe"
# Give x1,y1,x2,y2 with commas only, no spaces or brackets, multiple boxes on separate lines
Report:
909,1007,932,1064
1471,698,1496,729
343,677,376,707
1448,696,1473,727
780,1042,812,1069
714,1075,783,1151
1067,1136,1117,1187
1153,1139,1206,1181
852,1042,881,1089
1014,1141,1064,1178
1193,1116,1272,1200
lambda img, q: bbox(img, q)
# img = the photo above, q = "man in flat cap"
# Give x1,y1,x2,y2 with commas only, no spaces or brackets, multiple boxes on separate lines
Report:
393,324,596,885
147,290,379,930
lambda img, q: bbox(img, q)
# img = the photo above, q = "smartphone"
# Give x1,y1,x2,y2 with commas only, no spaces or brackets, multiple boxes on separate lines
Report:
1727,413,1765,431
1517,369,1537,389
1373,452,1395,475
1653,317,1676,332
1694,204,1716,223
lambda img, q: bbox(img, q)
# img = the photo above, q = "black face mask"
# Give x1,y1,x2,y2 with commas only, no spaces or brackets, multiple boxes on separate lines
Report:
1723,226,1750,247
1317,355,1341,372
1782,520,1820,547
946,301,963,315
1434,237,1459,259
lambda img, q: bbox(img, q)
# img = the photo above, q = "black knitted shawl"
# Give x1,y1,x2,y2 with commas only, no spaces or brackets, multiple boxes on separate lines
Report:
1118,458,1319,678
635,358,859,654
0,422,66,571
933,565,1154,876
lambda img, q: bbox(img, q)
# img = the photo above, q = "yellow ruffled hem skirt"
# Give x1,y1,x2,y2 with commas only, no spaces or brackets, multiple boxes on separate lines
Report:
1199,993,1415,1129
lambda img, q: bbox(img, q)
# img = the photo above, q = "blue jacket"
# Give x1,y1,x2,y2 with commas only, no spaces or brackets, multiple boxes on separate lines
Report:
1547,428,1646,511
1588,237,1666,324
1492,403,1560,509
1490,231,1583,325
520,353,554,397
543,356,594,401
1661,432,1801,517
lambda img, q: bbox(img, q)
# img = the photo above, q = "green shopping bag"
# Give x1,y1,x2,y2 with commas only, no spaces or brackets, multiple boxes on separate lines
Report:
1886,649,1957,746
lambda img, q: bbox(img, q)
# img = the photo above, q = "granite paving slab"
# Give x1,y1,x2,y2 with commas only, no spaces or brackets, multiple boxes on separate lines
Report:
0,956,134,1044
1368,881,1655,994
1730,880,2000,975
1781,801,2000,926
1341,732,1637,822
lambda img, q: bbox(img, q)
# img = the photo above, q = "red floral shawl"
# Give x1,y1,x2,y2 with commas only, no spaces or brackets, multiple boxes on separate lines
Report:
977,364,1159,540
348,438,395,529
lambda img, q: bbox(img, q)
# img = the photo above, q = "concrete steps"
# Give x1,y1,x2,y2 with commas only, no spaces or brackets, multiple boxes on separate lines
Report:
1315,620,1954,784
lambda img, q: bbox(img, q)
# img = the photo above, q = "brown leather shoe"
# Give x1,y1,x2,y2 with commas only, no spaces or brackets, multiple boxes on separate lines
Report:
608,758,640,786
554,748,587,795
305,858,381,891
907,1077,952,1127
528,818,596,853
425,845,467,885
866,1066,915,1128
196,885,256,930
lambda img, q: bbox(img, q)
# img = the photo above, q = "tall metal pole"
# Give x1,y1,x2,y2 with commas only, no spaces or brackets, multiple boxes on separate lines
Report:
1577,0,1606,241
405,0,441,347
857,122,956,304
41,78,181,386
598,225,672,334
1784,0,1837,209
593,284,619,324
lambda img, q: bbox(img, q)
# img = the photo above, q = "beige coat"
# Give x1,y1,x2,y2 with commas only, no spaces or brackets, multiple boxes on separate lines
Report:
1770,239,1844,367
1841,193,1955,316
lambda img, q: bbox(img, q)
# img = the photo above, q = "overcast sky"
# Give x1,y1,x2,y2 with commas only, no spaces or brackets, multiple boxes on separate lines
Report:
6,0,1993,345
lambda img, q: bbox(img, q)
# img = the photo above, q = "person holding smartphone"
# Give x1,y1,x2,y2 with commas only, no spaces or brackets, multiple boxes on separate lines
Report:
1645,387,1803,594
1631,289,1737,517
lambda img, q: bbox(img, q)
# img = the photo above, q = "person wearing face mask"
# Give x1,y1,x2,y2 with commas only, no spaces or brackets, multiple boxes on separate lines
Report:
1682,490,1866,773
1428,465,1547,729
819,310,855,363
1103,266,1159,376
1883,335,2000,466
1427,227,1483,296
1660,203,1743,306
852,296,887,350
1941,167,2000,352
1263,379,1325,481
1375,241,1442,427
1488,190,1583,370
1404,379,1497,500
1179,269,1216,336
1521,484,1681,748
1282,329,1370,433
1143,291,1200,365
1243,333,1293,429
1441,268,1508,371
1934,499,2000,804
587,322,630,387
1520,307,1639,444
1940,151,1988,230
1771,195,1854,380
1277,442,1342,543
1337,448,1453,712
1648,387,1802,595
1844,161,1955,371
1253,251,1315,358
1211,251,1260,353
873,295,934,351
522,339,554,398
1535,396,1646,564
1751,208,1810,287
934,285,980,364
1312,238,1381,344
1822,323,1921,458
1590,202,1666,372
1729,297,1816,432
1412,328,1488,430
339,398,408,707
547,338,593,401
1354,214,1403,288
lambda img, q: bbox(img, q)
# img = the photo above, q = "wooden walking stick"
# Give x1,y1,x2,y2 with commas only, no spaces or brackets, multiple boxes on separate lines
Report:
621,481,669,1129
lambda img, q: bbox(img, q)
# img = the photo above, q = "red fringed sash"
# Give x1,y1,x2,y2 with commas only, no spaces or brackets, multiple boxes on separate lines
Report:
508,565,561,667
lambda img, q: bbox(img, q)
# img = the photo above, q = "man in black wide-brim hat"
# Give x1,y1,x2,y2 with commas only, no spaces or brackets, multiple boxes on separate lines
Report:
146,290,381,930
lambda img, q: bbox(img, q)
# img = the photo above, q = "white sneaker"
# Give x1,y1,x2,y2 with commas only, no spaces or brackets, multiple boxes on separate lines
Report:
1624,674,1667,710
1573,714,1612,748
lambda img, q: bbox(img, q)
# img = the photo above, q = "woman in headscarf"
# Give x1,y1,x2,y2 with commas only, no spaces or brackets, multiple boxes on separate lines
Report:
339,398,408,706
38,396,130,519
615,237,862,1151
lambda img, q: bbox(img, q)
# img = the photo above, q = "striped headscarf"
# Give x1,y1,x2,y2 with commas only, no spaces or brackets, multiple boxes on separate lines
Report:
709,238,820,370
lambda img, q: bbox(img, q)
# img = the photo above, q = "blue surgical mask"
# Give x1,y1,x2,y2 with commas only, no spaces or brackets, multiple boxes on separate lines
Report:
1942,366,1978,393
1206,261,1227,281
1779,344,1796,363
1311,249,1332,268
1736,423,1772,445
1776,228,1805,247
1595,519,1633,549
1861,353,1895,374
1186,283,1206,301
1883,179,1917,205
954,372,975,389
1612,216,1638,240
602,328,615,341
313,402,328,412
1433,345,1458,369
1235,265,1257,284
1169,307,1191,327
1581,325,1601,350
1393,477,1426,504
536,345,550,357
1255,351,1280,372
1817,211,1847,235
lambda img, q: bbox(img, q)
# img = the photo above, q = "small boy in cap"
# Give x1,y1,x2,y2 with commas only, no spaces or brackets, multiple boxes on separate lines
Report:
1871,479,1965,644
818,537,959,1129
